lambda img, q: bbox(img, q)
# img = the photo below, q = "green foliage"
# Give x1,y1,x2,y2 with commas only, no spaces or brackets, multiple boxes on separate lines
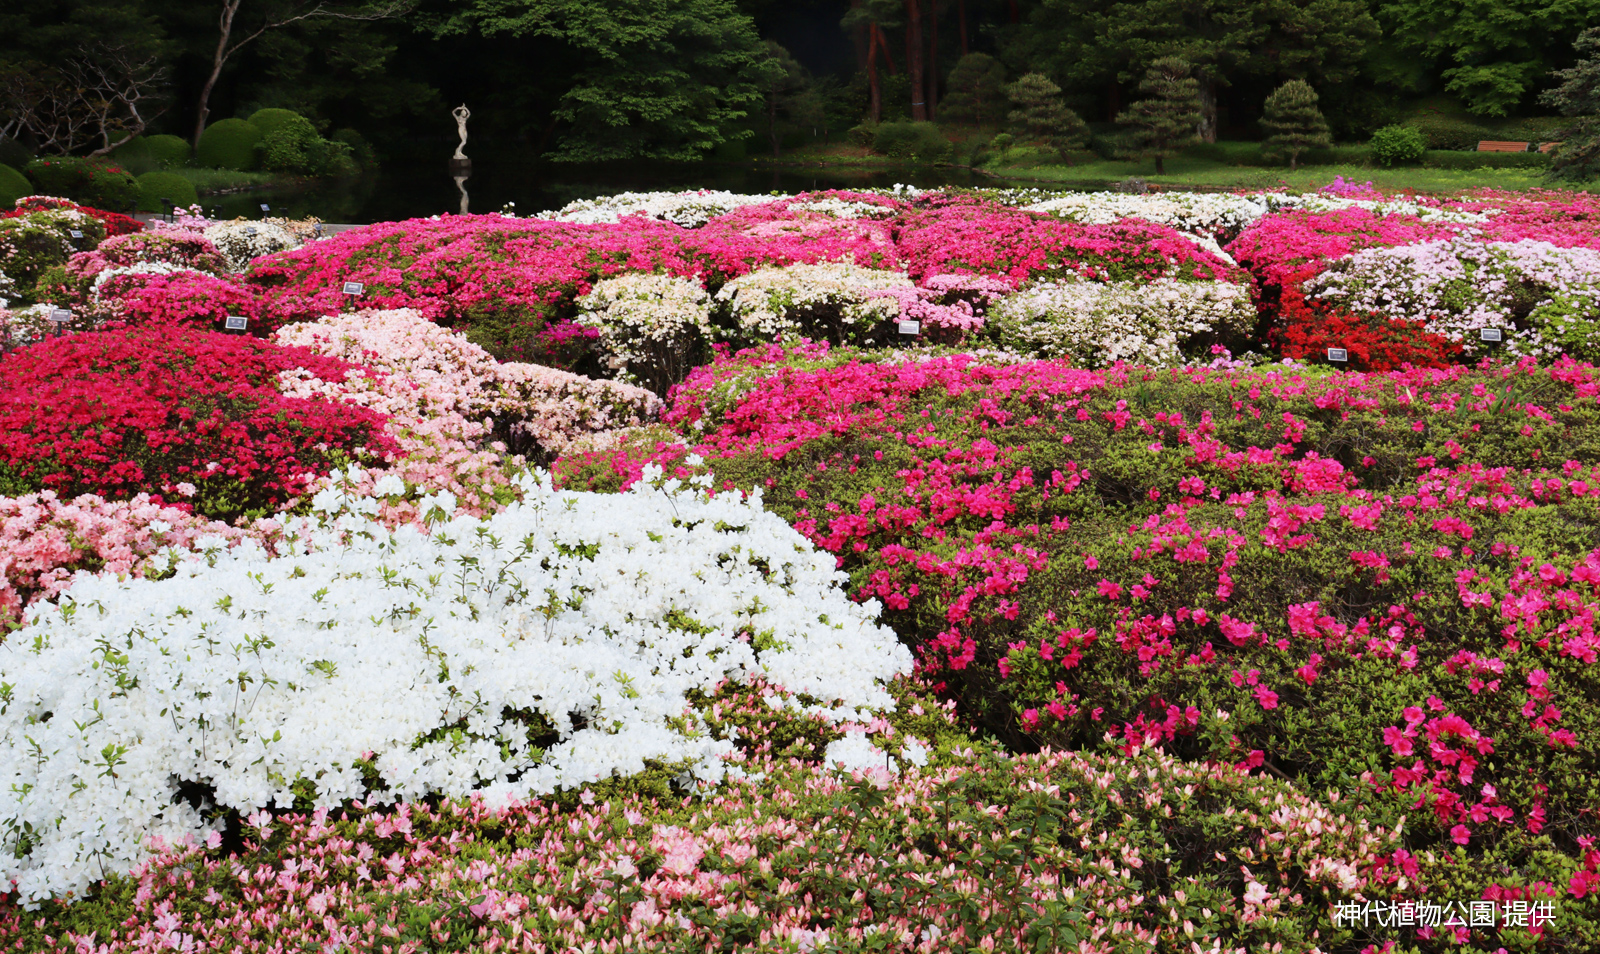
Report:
1259,79,1330,169
246,107,311,141
846,122,879,148
134,171,197,213
0,211,104,302
1114,57,1201,174
871,121,951,161
258,113,328,175
1368,123,1427,166
940,53,1009,126
753,41,820,157
441,0,769,163
0,164,29,208
1377,0,1600,116
1005,72,1090,159
22,157,138,210
1542,27,1600,183
331,128,376,171
196,118,263,171
143,134,191,168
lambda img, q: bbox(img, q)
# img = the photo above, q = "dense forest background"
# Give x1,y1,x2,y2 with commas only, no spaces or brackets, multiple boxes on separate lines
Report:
3,0,1596,165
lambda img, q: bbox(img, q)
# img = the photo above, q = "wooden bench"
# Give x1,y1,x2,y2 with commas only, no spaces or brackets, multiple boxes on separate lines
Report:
1477,141,1530,152
1539,141,1562,154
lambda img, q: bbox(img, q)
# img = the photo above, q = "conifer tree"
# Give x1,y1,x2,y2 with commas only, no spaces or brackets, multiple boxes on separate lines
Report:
1114,57,1201,174
1005,73,1090,158
1260,79,1331,170
1541,27,1600,183
941,53,1009,126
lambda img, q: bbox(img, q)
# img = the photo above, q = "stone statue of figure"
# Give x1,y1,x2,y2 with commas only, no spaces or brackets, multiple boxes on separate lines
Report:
452,104,470,160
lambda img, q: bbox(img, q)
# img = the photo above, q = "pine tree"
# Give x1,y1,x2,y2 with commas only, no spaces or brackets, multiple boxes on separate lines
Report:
1114,57,1201,174
1541,27,1600,183
1260,79,1331,170
941,53,1009,126
1005,73,1090,158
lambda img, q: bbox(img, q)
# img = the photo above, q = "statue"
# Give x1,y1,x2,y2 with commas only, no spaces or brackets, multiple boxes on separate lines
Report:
452,104,471,161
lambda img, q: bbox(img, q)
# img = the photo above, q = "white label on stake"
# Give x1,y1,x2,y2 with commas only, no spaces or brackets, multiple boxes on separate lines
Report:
342,282,364,296
245,227,257,235
260,203,271,212
49,308,71,323
224,315,248,331
897,319,921,335
69,229,83,239
1327,348,1349,363
1480,327,1503,342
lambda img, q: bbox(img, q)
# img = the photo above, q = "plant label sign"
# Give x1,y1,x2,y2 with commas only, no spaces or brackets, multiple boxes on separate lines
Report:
1480,327,1504,343
49,308,71,323
69,229,83,239
1327,348,1349,363
260,204,271,213
245,227,257,236
342,282,364,296
897,320,921,335
224,315,249,331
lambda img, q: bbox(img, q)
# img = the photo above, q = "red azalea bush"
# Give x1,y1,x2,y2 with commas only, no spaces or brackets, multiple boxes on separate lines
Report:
0,325,396,521
3,196,142,236
556,345,1600,940
88,269,260,332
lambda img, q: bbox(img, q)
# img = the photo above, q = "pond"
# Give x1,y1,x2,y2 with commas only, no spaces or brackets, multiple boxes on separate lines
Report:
199,152,1036,224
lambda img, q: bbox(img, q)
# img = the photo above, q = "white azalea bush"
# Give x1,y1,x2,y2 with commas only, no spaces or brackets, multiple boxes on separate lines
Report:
538,190,780,228
714,262,913,347
1304,239,1600,358
0,466,912,906
989,277,1256,367
204,221,300,272
576,273,713,393
1024,191,1495,241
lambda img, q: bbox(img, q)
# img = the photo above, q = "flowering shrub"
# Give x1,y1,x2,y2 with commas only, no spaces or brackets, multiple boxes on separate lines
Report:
79,230,228,275
88,269,259,332
557,346,1600,937
714,262,910,347
0,468,911,905
2,196,142,236
205,221,300,272
0,208,105,303
537,189,781,227
0,325,395,520
989,277,1255,366
1306,239,1600,359
274,309,660,518
575,272,712,392
0,491,242,630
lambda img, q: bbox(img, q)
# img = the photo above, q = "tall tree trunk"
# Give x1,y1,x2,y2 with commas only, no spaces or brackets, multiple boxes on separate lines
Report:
907,0,925,120
958,0,968,55
850,0,869,70
927,0,938,120
193,0,242,154
1197,73,1218,143
868,31,882,124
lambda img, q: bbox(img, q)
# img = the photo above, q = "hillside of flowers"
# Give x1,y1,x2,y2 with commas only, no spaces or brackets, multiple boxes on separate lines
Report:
0,182,1598,952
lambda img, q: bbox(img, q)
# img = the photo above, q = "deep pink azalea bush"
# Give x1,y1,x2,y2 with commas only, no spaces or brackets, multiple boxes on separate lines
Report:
80,269,260,331
0,324,397,520
556,345,1600,943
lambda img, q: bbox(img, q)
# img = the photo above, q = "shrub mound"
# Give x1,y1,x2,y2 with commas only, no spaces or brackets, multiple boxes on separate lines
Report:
135,170,198,213
0,325,395,520
22,159,138,211
195,118,262,171
0,164,29,208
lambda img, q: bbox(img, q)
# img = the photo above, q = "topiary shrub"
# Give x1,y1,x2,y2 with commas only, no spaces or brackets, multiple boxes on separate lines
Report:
195,117,263,171
1368,124,1427,166
246,107,309,141
143,134,192,168
22,157,139,211
134,170,198,212
0,163,29,208
0,324,395,520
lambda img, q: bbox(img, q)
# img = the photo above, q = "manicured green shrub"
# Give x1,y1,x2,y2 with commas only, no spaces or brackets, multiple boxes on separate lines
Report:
872,121,951,161
195,117,262,171
1114,57,1202,174
847,122,879,149
1259,79,1331,169
22,157,139,210
143,134,191,168
1369,124,1427,166
245,107,308,141
0,163,29,208
1006,72,1090,158
134,171,198,213
1421,149,1549,169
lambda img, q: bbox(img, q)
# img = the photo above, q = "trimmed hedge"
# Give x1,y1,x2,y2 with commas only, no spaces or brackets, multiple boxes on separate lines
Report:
134,171,198,212
144,134,192,168
247,107,308,141
0,163,29,208
22,158,139,210
195,117,262,171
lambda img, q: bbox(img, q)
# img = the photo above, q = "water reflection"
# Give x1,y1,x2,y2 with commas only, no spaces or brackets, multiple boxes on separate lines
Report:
196,150,1031,224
